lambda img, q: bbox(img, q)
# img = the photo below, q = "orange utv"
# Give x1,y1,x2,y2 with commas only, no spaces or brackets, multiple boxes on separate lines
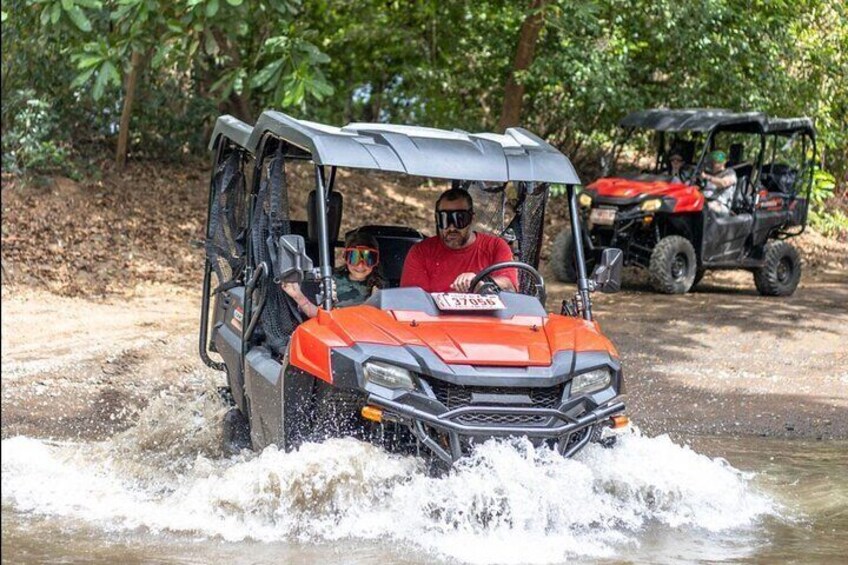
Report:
199,111,628,467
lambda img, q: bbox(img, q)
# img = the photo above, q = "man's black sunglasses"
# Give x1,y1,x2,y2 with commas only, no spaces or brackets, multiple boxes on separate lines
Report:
436,209,474,230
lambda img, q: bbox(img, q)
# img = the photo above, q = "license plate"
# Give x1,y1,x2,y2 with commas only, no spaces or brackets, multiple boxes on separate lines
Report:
432,293,505,311
590,208,616,225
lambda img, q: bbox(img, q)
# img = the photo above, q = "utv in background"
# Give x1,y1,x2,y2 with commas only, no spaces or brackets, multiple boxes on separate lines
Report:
551,109,816,295
199,111,628,468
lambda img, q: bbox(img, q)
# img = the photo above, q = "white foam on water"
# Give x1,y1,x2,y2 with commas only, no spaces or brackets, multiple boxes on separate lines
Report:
1,394,779,563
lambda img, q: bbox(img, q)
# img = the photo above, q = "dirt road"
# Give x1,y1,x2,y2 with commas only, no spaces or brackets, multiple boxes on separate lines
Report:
2,265,847,442
551,266,848,440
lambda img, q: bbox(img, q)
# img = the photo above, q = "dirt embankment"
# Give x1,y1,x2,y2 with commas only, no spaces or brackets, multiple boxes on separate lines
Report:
0,162,442,297
2,163,847,442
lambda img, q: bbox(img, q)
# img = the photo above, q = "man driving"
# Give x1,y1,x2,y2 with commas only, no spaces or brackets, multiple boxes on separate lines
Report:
400,188,518,293
700,150,737,215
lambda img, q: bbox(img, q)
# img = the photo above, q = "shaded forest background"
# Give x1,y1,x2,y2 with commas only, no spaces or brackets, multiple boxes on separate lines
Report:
2,0,847,251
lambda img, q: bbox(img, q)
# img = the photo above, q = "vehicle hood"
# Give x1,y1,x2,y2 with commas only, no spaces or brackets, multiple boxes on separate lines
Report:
587,176,690,199
289,306,617,382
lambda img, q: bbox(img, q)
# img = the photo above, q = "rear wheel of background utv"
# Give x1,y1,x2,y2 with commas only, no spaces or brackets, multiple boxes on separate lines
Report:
649,235,697,294
753,241,801,296
551,229,594,283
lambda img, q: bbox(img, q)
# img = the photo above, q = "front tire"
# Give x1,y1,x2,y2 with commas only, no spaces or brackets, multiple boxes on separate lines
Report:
649,235,697,294
551,229,595,283
753,241,801,296
221,407,251,454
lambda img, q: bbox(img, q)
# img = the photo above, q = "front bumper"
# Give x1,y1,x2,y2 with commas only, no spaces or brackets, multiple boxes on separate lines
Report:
581,204,658,268
330,345,626,465
367,393,626,464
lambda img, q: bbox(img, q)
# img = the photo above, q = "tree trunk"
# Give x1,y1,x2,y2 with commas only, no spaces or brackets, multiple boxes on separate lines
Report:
229,91,254,122
343,88,353,123
498,0,548,133
367,79,384,122
115,50,144,169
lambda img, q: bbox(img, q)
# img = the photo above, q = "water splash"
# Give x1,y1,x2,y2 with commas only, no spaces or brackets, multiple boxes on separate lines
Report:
1,391,778,563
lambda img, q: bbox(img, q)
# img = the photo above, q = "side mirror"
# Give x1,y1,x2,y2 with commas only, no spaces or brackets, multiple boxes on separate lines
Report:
267,234,314,284
590,248,623,293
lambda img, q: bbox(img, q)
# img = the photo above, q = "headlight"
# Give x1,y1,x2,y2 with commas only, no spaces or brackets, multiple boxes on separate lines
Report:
363,361,415,390
640,198,662,212
578,193,593,208
570,368,612,395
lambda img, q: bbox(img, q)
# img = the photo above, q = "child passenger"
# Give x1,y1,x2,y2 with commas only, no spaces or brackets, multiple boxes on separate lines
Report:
281,230,384,318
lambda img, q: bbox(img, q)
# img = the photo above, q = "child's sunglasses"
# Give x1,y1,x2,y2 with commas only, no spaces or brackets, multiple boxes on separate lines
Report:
435,209,473,230
344,246,379,268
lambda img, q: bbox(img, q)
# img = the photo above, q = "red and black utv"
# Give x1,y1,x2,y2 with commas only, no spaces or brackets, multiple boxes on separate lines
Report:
551,109,816,295
198,111,628,467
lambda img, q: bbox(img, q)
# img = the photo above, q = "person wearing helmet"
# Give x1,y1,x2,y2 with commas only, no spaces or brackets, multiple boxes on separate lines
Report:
700,150,737,215
281,229,384,318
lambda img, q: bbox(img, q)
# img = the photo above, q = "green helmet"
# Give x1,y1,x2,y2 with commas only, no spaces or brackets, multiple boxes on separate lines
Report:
709,150,727,163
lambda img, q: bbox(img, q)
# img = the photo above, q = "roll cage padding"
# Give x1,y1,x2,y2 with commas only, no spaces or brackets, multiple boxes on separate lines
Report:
251,145,301,354
207,150,246,288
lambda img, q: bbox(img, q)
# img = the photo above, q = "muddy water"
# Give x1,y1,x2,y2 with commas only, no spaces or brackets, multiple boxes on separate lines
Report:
2,389,846,564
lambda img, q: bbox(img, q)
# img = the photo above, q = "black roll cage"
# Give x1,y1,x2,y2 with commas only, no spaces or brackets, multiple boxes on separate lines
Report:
610,116,815,221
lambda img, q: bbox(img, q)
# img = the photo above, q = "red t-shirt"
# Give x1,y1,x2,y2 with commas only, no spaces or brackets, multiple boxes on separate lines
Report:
400,232,518,293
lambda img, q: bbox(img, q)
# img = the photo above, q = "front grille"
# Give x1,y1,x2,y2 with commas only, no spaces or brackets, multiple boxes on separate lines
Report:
426,380,565,427
455,412,550,426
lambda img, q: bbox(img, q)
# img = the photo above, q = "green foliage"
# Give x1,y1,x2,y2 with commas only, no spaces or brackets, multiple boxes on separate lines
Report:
1,90,73,174
810,208,848,239
549,184,584,199
2,0,334,169
2,0,846,208
810,168,837,207
249,35,334,109
808,167,847,238
71,43,122,100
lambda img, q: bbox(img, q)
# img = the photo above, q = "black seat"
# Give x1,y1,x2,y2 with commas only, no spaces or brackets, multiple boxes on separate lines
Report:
346,225,425,287
290,220,310,240
761,163,798,195
727,143,744,167
304,190,343,266
680,140,696,164
670,139,696,165
730,175,752,213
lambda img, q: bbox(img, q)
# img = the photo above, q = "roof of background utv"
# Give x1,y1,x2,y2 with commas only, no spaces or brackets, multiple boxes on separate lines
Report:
209,111,580,184
764,117,816,136
620,108,767,132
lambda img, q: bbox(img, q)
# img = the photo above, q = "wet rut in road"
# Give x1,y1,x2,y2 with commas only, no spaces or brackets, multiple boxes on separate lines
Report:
4,380,844,564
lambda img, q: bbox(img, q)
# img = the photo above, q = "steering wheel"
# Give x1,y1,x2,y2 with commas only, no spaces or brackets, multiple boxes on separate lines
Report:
468,261,546,305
